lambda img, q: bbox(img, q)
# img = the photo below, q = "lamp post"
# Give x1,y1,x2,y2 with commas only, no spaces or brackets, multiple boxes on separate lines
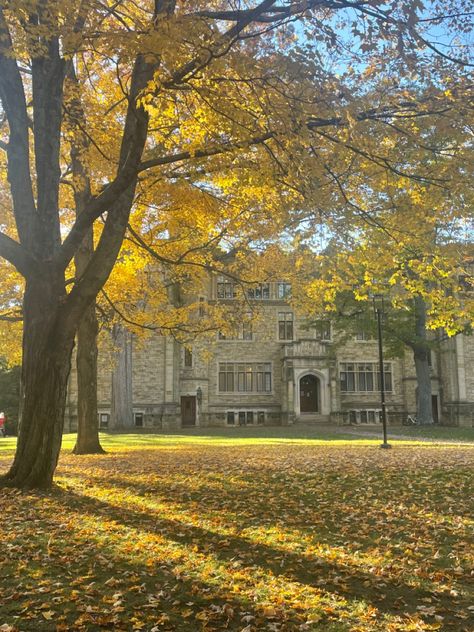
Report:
372,295,391,449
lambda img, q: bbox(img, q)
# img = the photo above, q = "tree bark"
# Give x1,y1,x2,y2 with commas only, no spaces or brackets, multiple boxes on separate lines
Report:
72,303,104,454
413,295,434,425
68,62,105,456
1,278,74,488
413,348,433,425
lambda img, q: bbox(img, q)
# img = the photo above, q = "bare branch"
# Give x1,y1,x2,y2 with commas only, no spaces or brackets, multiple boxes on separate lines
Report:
0,310,23,323
139,132,273,172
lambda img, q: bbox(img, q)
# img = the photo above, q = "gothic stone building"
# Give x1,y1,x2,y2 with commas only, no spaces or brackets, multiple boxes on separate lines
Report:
65,279,474,430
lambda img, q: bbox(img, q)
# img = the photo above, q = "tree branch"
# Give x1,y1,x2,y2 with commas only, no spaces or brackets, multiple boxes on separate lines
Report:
138,132,274,172
0,232,36,277
56,1,279,271
0,310,23,323
0,9,38,251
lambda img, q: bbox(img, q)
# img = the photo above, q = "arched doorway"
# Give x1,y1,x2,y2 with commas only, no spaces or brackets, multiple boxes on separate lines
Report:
299,374,320,413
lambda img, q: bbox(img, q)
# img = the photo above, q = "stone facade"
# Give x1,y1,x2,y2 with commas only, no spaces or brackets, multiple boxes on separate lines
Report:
65,280,474,430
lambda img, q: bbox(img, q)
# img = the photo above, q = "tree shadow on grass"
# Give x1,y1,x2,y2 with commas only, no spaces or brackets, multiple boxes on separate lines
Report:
64,463,474,547
3,520,310,632
48,486,469,625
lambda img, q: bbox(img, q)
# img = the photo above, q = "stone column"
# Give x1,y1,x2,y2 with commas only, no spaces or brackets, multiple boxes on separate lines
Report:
110,326,133,428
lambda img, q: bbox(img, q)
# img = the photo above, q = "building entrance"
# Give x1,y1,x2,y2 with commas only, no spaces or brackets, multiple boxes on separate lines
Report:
300,374,320,413
181,396,196,426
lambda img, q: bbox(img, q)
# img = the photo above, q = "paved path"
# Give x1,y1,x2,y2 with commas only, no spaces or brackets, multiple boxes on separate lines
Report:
332,426,473,444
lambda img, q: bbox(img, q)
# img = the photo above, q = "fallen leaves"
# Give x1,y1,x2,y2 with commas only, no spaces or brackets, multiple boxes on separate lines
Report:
0,438,472,630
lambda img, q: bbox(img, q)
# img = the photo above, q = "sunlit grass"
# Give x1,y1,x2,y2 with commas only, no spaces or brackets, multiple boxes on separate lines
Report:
0,433,472,630
0,423,472,457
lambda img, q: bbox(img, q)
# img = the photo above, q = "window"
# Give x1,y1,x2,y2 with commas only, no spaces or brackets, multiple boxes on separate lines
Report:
134,412,144,427
314,320,331,340
345,409,382,424
277,282,292,299
226,410,265,426
355,330,372,341
354,314,373,340
427,350,433,370
278,312,294,340
99,413,109,429
357,363,374,391
247,283,270,299
184,348,193,367
242,319,253,340
340,362,392,392
198,297,205,317
217,276,237,299
219,363,235,392
218,316,252,341
218,362,272,393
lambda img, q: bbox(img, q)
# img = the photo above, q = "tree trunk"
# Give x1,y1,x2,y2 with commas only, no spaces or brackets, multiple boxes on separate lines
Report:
0,12,160,489
68,59,105,456
72,303,104,454
413,295,433,425
1,279,74,488
111,325,133,428
413,349,433,425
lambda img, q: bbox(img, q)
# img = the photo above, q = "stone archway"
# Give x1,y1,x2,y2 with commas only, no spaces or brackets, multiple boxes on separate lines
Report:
299,374,320,413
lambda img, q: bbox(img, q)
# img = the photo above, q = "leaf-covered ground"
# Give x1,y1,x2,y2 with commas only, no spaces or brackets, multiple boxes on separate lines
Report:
0,432,473,631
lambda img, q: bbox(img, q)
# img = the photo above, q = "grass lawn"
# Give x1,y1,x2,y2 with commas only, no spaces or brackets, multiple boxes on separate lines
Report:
0,431,473,631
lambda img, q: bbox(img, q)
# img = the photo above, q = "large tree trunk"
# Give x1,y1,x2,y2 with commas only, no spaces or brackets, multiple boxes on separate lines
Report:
414,348,433,425
0,6,165,489
1,279,74,488
413,295,433,425
72,303,104,454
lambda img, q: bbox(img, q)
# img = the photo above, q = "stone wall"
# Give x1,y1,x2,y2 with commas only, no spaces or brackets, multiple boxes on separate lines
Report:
65,293,474,429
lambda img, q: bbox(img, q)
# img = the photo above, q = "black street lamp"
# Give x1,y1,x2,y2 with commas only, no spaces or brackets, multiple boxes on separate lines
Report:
372,295,391,449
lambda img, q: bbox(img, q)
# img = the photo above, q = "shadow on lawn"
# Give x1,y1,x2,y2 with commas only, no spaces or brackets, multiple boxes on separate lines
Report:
4,520,309,632
49,486,468,624
67,459,474,530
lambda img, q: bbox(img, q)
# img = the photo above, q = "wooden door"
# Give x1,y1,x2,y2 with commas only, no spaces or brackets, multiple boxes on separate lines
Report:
181,396,196,426
300,375,319,413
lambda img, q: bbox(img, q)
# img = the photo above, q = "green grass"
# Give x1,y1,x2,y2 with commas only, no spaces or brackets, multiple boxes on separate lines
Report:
0,423,472,456
0,433,473,631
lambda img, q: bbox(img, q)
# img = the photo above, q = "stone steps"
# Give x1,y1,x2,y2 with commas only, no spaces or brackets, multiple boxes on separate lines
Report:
295,414,331,425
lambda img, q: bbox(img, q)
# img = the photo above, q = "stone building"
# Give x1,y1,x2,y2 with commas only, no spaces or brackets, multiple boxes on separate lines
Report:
65,278,474,430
